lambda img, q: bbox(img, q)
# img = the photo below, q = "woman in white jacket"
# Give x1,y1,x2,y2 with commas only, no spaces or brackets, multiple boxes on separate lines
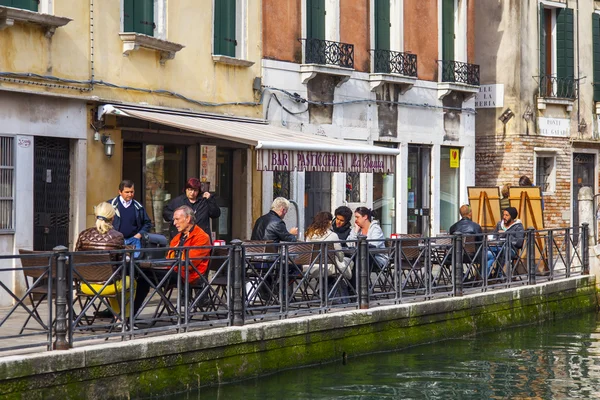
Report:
347,206,388,268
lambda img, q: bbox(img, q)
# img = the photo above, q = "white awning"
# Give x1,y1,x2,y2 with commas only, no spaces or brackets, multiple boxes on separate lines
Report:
99,104,399,173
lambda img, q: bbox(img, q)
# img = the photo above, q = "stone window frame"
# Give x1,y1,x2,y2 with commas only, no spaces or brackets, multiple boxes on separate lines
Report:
211,0,254,67
437,0,468,64
534,148,558,195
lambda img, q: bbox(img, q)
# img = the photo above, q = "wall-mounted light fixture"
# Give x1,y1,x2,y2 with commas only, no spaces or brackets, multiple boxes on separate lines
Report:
101,135,115,158
499,108,515,124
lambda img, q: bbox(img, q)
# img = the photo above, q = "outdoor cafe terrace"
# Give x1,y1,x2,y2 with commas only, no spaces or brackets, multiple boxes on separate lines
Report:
0,225,590,356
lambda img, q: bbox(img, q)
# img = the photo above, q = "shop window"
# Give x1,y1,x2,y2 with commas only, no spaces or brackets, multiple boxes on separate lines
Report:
273,171,290,199
0,0,37,11
440,147,460,233
535,152,556,193
346,172,360,203
124,0,155,36
0,136,14,232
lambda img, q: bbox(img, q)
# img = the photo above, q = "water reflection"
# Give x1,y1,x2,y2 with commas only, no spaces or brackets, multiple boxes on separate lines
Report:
170,313,600,399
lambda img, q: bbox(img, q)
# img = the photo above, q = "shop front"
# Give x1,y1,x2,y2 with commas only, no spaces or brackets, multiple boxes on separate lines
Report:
97,104,399,240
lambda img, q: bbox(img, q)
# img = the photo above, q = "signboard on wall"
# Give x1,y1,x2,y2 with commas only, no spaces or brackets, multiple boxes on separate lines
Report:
256,149,395,173
474,84,504,108
538,117,570,137
449,148,460,168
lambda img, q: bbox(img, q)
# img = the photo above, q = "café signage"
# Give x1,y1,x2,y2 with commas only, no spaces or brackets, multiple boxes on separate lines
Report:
256,149,395,173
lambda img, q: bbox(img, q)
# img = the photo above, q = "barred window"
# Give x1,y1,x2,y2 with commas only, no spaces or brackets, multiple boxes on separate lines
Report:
346,172,360,203
0,137,15,231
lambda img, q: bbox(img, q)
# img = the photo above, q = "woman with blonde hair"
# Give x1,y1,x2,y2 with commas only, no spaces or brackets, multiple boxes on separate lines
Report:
75,202,130,318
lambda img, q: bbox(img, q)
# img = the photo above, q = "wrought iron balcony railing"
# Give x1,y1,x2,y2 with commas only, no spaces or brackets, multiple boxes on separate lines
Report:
372,49,417,76
299,38,354,69
438,60,480,86
537,75,576,99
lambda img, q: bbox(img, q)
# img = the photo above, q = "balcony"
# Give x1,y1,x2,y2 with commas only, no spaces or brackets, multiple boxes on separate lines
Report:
299,38,354,86
437,60,480,100
536,75,576,112
369,49,417,92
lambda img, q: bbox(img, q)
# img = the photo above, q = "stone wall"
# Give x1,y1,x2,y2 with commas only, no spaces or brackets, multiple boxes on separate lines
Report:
0,277,596,399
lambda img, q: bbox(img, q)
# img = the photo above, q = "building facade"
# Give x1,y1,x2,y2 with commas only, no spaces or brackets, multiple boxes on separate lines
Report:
261,0,479,237
475,0,600,230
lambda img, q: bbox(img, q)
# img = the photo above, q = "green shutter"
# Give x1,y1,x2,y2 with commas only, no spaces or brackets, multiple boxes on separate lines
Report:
134,0,154,36
123,0,134,32
442,0,454,62
4,0,38,11
307,0,325,40
539,4,546,78
375,0,391,73
556,8,574,97
593,13,600,101
214,0,236,57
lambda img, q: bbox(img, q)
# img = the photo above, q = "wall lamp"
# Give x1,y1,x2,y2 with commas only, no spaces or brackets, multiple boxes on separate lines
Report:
94,131,115,158
498,108,515,125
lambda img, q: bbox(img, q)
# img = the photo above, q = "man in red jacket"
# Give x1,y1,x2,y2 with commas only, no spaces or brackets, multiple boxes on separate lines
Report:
167,205,211,284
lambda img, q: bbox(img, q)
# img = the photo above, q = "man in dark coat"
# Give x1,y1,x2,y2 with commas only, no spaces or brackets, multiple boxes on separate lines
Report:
449,204,482,236
332,205,353,241
163,178,221,241
251,197,298,242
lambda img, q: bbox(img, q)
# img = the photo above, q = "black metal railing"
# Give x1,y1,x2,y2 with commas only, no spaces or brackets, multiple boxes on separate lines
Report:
299,38,354,69
372,49,417,76
0,224,589,354
537,75,577,99
438,60,480,85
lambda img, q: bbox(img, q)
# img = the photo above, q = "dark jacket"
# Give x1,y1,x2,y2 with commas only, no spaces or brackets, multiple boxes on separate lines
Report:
332,223,352,241
163,194,221,240
449,217,483,236
251,210,297,242
107,196,153,238
495,219,525,249
75,227,125,252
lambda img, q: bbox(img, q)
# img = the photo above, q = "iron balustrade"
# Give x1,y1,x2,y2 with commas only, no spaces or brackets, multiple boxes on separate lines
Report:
438,60,480,85
299,38,354,69
537,75,577,99
0,224,590,354
372,49,417,76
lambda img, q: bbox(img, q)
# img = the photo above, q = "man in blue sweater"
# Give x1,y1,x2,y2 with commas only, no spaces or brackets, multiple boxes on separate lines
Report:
107,180,152,258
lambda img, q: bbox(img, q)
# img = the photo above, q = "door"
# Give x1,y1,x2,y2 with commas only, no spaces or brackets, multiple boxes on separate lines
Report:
305,172,331,229
572,153,595,231
374,0,391,73
213,148,233,243
407,145,431,236
34,137,71,251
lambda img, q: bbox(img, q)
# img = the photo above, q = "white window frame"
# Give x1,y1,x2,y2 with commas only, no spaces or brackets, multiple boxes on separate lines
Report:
120,0,167,39
0,136,15,233
534,148,558,194
369,1,404,60
437,0,468,63
301,0,340,42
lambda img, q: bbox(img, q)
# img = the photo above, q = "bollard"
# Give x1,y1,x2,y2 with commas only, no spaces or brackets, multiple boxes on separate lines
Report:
357,234,369,309
231,239,245,326
582,223,590,275
453,233,463,296
527,228,536,285
53,245,70,350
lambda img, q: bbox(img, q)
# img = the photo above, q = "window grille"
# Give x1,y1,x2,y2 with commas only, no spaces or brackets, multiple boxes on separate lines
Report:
0,136,15,231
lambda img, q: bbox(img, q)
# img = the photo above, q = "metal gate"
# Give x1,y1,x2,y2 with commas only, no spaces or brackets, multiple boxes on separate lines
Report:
34,137,71,251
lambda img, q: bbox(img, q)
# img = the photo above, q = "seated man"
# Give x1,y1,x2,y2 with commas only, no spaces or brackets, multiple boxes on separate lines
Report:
167,205,212,285
487,207,524,277
449,204,483,280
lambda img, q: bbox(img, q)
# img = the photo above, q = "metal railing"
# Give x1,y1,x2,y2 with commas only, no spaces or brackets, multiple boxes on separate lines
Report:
372,49,417,76
438,60,480,85
0,224,589,353
537,75,577,99
299,38,354,69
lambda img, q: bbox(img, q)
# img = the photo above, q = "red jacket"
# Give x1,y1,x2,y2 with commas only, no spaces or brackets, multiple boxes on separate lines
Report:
167,225,211,283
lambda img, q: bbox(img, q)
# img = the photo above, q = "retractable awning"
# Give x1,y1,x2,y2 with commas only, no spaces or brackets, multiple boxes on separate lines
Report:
99,104,399,173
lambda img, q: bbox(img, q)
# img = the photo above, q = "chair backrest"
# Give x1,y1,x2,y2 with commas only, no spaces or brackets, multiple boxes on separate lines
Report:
395,234,423,262
208,246,230,272
286,242,319,266
71,253,115,283
18,249,56,279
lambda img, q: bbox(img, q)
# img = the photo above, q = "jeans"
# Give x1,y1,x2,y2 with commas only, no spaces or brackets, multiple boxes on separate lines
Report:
125,236,142,259
486,246,501,277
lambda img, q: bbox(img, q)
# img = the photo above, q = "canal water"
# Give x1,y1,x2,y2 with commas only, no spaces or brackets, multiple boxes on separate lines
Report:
172,313,600,399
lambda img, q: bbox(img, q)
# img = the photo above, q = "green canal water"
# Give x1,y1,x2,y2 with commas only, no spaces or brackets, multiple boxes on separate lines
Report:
174,313,600,399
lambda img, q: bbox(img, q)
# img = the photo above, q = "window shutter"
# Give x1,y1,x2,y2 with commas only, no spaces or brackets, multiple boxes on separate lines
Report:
214,0,236,57
556,8,574,97
593,13,600,102
134,0,154,36
0,0,11,6
6,0,38,11
374,0,391,73
307,0,325,40
539,4,546,78
123,0,134,32
442,0,454,62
